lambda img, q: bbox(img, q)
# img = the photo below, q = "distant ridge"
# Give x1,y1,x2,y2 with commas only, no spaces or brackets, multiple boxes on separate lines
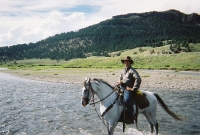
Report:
0,9,200,61
113,9,200,24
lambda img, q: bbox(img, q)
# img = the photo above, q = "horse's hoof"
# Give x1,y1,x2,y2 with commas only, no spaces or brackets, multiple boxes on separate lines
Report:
126,119,134,124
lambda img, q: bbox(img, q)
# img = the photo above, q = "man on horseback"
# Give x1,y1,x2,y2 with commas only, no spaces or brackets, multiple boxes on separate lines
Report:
118,56,141,124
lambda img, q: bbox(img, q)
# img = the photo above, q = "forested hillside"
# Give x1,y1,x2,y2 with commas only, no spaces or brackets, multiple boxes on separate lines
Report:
1,9,200,62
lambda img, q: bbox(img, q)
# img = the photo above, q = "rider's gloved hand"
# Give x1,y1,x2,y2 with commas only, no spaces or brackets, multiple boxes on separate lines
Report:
117,81,122,85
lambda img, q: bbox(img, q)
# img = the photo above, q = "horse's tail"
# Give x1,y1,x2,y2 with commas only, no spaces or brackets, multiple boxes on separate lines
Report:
154,93,182,121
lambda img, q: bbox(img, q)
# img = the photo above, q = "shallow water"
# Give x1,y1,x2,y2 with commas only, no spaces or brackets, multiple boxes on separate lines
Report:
0,72,199,135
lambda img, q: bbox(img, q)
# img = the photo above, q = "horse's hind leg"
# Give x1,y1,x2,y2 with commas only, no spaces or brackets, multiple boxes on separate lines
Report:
143,112,158,135
144,114,154,134
155,121,159,135
150,124,154,134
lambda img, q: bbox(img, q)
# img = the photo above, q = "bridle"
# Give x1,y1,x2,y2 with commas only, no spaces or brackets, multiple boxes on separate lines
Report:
82,78,116,106
82,78,120,128
82,78,120,117
82,79,95,105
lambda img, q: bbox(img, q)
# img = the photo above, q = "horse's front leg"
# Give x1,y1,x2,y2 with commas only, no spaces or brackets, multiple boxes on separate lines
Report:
107,125,114,135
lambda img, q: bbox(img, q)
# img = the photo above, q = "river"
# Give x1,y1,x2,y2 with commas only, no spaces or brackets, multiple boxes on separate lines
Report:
0,72,199,135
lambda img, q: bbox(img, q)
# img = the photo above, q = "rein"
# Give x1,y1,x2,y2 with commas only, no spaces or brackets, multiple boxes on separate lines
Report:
89,90,115,105
86,80,120,127
101,94,119,117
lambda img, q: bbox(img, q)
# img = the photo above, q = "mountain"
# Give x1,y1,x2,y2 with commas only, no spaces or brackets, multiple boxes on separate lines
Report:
1,9,200,62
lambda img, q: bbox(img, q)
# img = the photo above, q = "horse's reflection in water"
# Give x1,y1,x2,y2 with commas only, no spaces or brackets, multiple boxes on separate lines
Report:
81,78,182,135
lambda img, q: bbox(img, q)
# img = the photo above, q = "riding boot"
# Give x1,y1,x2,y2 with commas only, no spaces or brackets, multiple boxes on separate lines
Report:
124,90,134,124
127,102,135,124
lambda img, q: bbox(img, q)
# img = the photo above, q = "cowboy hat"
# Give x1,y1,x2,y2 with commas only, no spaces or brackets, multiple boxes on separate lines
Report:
121,56,134,64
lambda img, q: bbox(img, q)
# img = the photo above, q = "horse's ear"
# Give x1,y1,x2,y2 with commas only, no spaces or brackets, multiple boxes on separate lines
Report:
94,79,100,85
85,77,91,83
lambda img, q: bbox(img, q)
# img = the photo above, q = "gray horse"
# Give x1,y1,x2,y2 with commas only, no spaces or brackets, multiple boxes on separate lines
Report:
81,78,182,135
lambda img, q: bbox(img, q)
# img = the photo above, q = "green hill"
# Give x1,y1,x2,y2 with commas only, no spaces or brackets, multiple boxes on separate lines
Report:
2,45,200,71
0,9,200,63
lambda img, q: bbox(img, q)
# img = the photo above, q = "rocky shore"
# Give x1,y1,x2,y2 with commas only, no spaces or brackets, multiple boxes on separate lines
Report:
0,68,200,90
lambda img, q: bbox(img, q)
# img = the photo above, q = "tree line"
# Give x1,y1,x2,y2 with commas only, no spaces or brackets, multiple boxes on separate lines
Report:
0,9,200,63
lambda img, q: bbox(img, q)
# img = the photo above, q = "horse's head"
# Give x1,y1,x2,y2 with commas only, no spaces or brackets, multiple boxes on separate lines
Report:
81,77,114,107
81,77,95,107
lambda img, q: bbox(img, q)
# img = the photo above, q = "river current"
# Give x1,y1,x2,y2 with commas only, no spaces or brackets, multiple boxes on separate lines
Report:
0,72,199,135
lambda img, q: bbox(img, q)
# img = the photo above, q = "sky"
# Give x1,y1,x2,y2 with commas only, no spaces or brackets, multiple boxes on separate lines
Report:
0,0,200,47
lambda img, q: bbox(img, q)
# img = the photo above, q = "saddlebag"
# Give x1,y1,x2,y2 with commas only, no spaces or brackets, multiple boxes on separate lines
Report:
135,93,149,109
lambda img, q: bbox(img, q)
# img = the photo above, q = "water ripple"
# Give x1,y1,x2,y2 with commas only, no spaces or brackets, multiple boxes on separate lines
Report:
0,73,199,135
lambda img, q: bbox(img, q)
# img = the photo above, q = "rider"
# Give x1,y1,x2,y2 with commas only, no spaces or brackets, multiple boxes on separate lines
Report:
118,56,141,124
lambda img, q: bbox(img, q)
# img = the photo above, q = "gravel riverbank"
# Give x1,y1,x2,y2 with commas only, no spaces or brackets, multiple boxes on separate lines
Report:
0,68,200,90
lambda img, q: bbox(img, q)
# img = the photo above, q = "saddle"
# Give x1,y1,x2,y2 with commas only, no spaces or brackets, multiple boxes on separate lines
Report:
117,90,149,120
114,85,150,126
134,90,149,109
114,85,149,109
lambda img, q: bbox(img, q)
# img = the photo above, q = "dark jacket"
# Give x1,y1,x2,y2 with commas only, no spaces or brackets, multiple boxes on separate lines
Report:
120,66,141,92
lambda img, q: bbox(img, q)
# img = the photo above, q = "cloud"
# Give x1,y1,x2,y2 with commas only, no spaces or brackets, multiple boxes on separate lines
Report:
0,0,200,47
0,10,107,47
0,1,107,47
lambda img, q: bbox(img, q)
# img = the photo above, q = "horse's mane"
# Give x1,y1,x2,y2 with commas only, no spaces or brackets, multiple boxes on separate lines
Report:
93,78,114,90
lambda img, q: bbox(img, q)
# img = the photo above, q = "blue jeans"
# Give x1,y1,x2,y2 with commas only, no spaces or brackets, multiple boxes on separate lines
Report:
124,90,134,119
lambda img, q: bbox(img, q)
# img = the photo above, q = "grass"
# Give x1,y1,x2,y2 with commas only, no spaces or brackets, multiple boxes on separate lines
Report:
1,44,200,71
